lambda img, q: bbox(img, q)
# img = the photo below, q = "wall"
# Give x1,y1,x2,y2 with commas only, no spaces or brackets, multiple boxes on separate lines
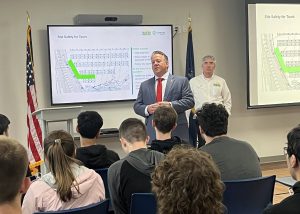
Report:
0,0,299,158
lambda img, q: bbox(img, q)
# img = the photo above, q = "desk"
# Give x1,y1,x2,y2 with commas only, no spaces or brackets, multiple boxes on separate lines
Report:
276,176,296,187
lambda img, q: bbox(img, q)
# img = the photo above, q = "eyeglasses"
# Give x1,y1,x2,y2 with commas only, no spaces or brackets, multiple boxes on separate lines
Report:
283,146,288,155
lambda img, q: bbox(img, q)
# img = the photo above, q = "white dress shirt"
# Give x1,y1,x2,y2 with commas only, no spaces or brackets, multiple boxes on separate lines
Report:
190,74,232,114
144,71,170,116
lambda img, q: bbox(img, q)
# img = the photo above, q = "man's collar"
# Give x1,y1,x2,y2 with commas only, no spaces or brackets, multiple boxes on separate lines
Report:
155,71,170,80
201,73,214,80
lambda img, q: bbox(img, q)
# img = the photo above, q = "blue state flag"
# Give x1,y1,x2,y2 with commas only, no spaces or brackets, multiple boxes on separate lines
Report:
185,26,199,147
185,26,195,80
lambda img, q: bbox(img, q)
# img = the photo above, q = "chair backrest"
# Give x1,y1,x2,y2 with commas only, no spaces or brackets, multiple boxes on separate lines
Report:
33,199,109,214
95,168,109,198
223,175,276,214
130,193,157,214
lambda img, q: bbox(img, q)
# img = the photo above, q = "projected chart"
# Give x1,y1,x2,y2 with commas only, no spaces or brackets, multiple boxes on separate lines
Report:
248,3,300,106
48,25,173,104
260,33,300,92
54,48,131,94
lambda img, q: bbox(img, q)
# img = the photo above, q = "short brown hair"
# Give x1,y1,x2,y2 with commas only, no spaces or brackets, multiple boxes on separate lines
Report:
152,146,225,214
0,136,28,203
119,118,147,143
153,106,177,134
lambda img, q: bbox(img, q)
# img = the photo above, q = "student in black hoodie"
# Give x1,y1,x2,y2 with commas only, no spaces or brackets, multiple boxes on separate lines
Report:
76,111,120,169
149,106,187,154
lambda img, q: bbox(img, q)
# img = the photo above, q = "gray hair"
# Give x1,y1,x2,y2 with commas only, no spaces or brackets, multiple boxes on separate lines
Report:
202,55,216,64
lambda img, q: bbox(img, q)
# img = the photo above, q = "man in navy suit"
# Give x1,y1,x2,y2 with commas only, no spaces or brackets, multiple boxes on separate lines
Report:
134,51,194,143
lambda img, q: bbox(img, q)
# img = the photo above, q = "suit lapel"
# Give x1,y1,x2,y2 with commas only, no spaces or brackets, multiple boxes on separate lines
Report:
150,77,156,102
164,74,174,100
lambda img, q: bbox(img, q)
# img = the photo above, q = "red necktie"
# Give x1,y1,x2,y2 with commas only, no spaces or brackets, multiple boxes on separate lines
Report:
156,78,163,102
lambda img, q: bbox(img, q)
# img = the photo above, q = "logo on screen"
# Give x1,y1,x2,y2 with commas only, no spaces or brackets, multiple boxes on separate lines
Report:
152,31,166,36
142,31,151,36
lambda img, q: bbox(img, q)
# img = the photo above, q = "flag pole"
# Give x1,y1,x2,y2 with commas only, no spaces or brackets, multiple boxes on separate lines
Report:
26,12,43,164
185,14,198,148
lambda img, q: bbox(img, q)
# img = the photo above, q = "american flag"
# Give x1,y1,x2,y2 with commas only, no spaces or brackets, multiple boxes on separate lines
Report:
26,24,43,162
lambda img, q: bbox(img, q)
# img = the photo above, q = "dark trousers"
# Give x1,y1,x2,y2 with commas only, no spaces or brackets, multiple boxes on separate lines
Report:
188,112,205,148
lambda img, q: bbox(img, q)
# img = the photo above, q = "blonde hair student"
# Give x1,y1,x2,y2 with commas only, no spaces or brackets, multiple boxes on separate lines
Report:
22,130,105,213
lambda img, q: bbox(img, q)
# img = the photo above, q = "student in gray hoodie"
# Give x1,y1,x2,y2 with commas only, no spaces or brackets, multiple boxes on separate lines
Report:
108,118,164,214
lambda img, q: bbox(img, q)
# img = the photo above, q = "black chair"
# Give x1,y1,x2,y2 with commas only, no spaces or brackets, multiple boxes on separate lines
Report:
223,175,276,214
94,168,109,198
95,168,114,213
33,199,109,214
130,193,157,214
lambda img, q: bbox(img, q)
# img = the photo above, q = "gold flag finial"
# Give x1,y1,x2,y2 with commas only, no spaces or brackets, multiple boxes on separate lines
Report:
188,14,192,31
27,11,30,25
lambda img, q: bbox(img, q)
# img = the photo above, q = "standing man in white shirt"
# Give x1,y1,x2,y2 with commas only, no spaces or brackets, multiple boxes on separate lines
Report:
189,55,232,147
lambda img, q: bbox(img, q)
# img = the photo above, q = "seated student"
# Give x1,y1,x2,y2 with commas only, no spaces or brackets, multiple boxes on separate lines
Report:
196,103,262,180
264,125,300,214
0,114,10,136
0,136,30,214
149,106,187,154
22,130,105,214
108,118,164,214
152,146,226,214
75,111,120,169
0,114,32,189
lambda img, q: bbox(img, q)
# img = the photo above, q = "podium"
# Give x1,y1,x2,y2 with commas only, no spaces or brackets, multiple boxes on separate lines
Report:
32,106,82,175
32,106,83,139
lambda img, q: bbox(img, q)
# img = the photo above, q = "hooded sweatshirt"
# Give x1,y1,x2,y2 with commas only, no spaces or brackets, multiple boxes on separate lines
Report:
149,136,186,154
76,144,120,169
108,148,164,214
22,164,105,214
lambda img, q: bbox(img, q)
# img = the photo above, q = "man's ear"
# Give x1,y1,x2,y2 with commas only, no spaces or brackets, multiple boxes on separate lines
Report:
171,123,177,131
199,126,204,134
290,154,298,168
20,177,31,194
76,126,79,133
145,136,150,145
96,130,100,138
120,137,126,147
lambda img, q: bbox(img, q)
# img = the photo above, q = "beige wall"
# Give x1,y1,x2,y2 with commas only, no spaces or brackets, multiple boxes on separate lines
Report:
0,0,299,157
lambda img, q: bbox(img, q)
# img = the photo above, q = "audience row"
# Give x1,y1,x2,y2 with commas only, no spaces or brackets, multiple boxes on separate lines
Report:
0,103,299,213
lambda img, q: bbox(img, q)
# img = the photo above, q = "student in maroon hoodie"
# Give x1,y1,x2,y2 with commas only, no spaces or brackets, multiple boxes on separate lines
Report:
76,111,120,169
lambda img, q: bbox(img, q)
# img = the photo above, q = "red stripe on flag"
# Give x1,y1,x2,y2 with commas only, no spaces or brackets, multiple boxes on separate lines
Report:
28,88,43,145
27,116,40,161
27,90,42,160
